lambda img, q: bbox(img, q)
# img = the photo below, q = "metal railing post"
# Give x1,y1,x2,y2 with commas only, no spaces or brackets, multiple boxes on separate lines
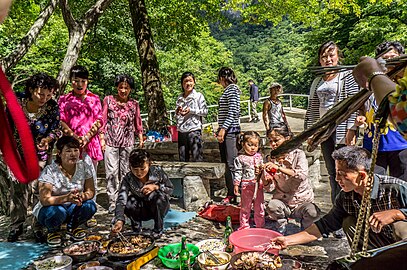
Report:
289,95,293,110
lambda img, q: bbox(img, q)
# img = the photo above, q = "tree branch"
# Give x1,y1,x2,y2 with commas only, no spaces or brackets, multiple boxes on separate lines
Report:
1,0,58,72
59,0,77,31
83,0,114,29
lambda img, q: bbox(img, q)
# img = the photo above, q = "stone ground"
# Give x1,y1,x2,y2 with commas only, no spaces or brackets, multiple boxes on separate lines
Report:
0,109,351,269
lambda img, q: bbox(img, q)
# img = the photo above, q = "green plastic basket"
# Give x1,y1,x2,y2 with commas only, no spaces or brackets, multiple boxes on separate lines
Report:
158,243,200,269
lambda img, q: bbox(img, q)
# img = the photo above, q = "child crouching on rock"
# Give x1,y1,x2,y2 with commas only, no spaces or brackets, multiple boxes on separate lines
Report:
111,149,173,239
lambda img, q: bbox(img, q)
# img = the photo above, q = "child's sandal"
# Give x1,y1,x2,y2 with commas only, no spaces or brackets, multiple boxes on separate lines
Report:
47,232,62,247
67,227,86,241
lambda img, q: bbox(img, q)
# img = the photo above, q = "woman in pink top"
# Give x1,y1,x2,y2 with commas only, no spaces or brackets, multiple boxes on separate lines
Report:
58,65,103,222
102,74,144,213
264,123,319,234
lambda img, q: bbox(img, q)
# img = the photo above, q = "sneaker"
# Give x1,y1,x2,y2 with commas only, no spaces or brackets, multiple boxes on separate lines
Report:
47,232,62,247
7,225,23,242
334,229,345,239
66,227,86,241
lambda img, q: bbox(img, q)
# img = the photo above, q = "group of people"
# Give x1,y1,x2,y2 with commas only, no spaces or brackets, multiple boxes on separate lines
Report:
5,65,164,246
269,41,407,253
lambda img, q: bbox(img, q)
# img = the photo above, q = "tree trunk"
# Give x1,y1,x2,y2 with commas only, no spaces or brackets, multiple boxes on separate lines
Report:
1,0,58,72
128,0,168,132
57,0,114,95
56,27,86,95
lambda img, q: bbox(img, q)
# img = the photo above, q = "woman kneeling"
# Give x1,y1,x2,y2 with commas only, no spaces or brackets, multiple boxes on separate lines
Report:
111,149,173,239
33,136,97,247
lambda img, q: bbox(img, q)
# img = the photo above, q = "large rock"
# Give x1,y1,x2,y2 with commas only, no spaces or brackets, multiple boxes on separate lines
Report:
183,176,210,211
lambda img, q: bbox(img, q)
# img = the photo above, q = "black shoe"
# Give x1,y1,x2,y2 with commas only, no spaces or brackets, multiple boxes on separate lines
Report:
131,221,142,233
152,229,163,239
34,230,45,243
7,226,23,242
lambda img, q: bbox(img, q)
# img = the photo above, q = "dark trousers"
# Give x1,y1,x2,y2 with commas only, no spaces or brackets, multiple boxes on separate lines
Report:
321,134,344,204
124,191,170,232
375,149,407,181
219,132,239,197
342,215,407,250
178,130,203,162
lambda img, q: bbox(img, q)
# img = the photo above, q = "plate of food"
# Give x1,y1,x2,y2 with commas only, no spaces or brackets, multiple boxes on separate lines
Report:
107,233,155,261
195,239,225,252
230,251,283,270
63,241,100,262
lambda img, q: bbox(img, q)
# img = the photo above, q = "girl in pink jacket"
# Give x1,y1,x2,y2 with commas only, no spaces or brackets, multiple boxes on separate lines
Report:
233,131,266,230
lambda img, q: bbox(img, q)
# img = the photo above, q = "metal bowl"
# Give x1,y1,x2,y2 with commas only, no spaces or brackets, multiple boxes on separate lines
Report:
107,232,155,261
35,255,72,270
63,240,100,263
230,251,282,270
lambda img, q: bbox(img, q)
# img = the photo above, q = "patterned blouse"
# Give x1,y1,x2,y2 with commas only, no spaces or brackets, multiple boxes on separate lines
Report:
234,152,264,186
12,96,61,162
32,160,95,218
58,90,103,161
101,95,143,148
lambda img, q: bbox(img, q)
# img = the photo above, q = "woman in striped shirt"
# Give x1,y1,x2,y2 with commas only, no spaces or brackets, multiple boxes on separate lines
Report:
216,67,241,204
304,41,360,206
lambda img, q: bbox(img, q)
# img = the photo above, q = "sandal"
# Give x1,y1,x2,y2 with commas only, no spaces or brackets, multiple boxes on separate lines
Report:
67,227,86,241
221,196,236,205
47,232,62,247
86,218,97,228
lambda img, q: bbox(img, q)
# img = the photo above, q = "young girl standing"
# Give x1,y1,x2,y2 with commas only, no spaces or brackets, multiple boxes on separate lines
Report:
264,123,319,234
175,72,208,162
262,83,290,133
233,131,266,230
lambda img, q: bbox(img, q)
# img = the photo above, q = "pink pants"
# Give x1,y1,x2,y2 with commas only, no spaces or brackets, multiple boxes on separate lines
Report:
239,183,265,230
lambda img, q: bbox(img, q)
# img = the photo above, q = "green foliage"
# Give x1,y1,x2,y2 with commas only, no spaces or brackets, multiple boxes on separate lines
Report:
212,20,314,96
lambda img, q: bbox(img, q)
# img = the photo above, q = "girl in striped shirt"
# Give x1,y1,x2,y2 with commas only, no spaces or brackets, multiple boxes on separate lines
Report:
216,67,241,204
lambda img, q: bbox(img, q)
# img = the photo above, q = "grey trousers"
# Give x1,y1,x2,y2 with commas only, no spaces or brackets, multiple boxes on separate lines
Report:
343,215,407,250
265,199,320,230
250,101,259,121
104,145,132,207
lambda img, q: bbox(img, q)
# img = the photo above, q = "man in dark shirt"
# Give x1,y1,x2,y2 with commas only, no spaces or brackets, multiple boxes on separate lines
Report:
248,79,260,122
271,146,407,250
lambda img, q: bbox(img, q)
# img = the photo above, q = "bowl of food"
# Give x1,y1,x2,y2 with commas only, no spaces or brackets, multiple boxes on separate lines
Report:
63,241,100,262
35,255,72,270
158,243,200,269
229,228,281,255
85,235,103,241
195,239,225,252
230,251,282,270
107,233,155,261
78,261,100,270
81,267,113,270
197,251,232,270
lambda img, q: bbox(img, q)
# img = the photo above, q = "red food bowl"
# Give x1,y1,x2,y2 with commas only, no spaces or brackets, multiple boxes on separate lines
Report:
229,228,282,255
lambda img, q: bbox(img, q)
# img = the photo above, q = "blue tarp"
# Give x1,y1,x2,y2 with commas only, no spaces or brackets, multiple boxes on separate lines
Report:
0,242,48,270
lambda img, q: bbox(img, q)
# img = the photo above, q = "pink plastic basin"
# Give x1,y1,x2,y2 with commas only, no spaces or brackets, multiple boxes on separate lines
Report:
229,228,282,255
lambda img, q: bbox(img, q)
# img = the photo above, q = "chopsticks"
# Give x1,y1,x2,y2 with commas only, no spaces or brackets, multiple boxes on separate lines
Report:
118,232,133,248
204,250,222,264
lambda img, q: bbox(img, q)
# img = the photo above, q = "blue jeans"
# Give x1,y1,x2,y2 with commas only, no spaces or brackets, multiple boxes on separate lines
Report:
37,200,96,233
